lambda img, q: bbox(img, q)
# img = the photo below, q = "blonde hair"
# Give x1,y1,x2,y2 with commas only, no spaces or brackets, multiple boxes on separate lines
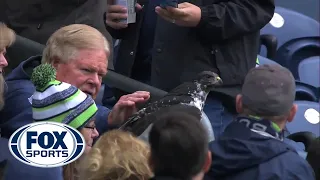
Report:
0,23,15,110
41,24,110,64
79,130,153,180
0,23,15,51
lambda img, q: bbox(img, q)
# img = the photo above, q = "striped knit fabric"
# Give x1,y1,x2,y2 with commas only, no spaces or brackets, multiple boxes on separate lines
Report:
31,80,98,129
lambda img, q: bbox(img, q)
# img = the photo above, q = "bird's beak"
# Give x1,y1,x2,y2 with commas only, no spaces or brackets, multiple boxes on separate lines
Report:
216,77,223,85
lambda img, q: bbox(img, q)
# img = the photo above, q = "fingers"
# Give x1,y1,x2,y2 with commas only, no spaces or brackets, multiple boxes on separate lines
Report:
107,5,127,13
177,2,190,8
116,100,135,107
106,5,128,29
105,20,128,29
105,11,128,29
135,3,143,10
119,91,150,102
155,6,172,19
166,7,186,17
155,6,185,23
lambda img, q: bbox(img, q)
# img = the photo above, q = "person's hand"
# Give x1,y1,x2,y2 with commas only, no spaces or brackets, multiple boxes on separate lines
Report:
108,91,150,125
106,3,143,29
155,2,201,27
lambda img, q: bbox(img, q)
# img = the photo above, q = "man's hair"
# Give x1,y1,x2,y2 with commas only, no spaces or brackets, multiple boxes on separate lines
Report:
0,23,15,110
242,104,290,123
306,138,320,180
41,24,110,64
78,130,152,180
149,111,208,178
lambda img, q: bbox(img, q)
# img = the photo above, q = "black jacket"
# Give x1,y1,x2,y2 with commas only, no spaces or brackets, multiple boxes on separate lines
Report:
0,0,114,67
106,0,275,98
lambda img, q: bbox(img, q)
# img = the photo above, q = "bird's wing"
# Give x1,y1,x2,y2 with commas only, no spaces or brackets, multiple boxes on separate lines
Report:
119,94,194,129
120,104,202,137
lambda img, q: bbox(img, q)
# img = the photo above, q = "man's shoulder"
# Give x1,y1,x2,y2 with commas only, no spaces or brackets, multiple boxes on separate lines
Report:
268,150,315,179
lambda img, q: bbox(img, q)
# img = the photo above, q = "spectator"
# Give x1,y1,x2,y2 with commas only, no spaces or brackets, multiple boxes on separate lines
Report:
79,130,152,180
0,23,63,180
148,112,211,179
0,24,150,139
306,138,320,180
0,22,13,110
0,0,114,68
30,63,102,180
105,0,275,138
206,64,315,180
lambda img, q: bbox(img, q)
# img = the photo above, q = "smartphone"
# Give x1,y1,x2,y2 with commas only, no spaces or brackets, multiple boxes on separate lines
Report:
160,0,178,8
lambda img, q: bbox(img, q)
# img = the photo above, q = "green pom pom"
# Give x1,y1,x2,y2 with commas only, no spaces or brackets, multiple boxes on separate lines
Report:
31,64,56,90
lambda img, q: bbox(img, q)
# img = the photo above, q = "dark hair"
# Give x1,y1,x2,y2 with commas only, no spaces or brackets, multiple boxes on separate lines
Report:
306,138,320,180
149,111,208,178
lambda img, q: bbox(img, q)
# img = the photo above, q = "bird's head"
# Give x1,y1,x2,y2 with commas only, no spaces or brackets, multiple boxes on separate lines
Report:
196,71,223,91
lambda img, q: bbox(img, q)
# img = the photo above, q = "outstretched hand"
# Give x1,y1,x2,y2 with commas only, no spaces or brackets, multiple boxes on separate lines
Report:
155,2,201,27
108,91,150,125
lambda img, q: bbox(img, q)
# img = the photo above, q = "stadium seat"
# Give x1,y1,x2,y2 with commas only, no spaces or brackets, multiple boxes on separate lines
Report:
286,101,320,136
298,56,320,87
259,7,320,59
295,81,319,102
257,55,280,65
287,131,317,150
275,37,320,79
259,34,278,59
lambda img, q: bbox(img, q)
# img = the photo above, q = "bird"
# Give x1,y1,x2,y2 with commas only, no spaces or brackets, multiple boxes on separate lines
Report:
119,71,223,141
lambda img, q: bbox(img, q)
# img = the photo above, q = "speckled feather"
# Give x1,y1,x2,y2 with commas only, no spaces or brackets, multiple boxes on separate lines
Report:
119,71,222,136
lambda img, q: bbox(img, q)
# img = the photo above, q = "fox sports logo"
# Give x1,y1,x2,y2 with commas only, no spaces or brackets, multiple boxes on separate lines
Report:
8,122,85,168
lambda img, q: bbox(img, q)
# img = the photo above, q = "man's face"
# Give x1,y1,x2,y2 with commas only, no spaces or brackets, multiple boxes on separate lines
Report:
54,49,108,99
80,120,99,154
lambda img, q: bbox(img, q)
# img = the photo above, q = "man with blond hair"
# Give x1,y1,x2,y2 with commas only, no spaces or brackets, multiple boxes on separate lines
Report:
0,23,63,180
0,23,15,110
0,24,150,139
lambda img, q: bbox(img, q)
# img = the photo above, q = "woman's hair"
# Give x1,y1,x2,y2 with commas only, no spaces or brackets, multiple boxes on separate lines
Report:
0,23,15,110
0,23,15,51
41,24,110,64
78,130,152,180
63,161,78,180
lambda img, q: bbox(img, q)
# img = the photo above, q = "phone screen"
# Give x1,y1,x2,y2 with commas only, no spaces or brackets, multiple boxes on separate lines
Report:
160,0,178,8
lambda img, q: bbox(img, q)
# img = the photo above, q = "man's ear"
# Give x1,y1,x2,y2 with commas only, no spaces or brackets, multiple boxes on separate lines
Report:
236,94,243,114
203,151,212,173
51,56,61,69
287,104,298,123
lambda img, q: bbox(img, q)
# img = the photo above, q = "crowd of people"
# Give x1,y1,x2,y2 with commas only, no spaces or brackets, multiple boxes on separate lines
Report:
0,0,319,179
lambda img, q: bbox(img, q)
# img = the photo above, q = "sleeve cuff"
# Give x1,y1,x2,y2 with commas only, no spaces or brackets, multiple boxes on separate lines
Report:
196,6,210,30
95,105,117,134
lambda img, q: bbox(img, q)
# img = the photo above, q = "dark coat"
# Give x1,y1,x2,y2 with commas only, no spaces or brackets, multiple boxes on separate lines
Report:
106,0,275,98
205,121,315,180
0,0,114,67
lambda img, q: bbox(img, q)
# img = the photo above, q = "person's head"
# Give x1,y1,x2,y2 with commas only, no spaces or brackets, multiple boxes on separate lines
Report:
79,130,152,180
0,23,15,110
236,64,297,130
30,64,99,154
148,112,211,180
306,137,320,180
42,24,110,99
